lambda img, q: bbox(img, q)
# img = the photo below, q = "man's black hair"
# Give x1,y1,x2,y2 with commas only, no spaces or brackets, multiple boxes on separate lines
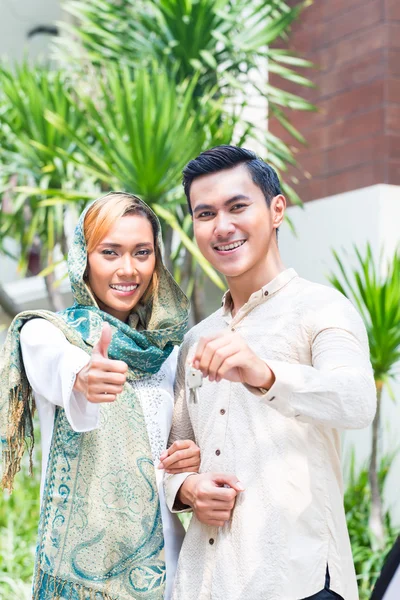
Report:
182,145,282,214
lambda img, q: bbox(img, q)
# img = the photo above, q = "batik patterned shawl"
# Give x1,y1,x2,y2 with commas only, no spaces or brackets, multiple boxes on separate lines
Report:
0,199,189,599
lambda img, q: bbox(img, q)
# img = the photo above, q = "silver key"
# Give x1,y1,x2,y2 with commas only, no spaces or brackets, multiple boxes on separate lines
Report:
188,366,203,403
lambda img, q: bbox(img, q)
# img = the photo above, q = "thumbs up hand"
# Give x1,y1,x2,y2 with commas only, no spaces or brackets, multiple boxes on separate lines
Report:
74,323,128,403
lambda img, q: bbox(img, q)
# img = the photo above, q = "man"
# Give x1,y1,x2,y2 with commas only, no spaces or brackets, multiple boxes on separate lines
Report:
160,145,376,600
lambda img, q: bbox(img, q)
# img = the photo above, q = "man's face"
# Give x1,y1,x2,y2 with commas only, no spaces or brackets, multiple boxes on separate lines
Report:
191,164,283,280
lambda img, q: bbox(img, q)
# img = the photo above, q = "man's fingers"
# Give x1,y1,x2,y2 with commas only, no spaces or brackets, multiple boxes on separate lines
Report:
197,337,233,379
214,351,242,382
93,323,112,358
192,332,227,369
213,473,245,493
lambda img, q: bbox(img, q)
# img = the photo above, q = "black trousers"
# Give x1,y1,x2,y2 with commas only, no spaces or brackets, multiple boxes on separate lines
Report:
300,568,344,600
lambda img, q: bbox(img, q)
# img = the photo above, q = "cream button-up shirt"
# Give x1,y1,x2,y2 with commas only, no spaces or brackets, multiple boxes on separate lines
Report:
165,269,376,600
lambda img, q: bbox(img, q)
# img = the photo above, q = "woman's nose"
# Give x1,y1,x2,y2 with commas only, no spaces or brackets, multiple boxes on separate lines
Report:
117,255,137,276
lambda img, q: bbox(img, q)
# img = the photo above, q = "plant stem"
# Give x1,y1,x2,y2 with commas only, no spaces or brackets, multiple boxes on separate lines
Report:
368,380,384,548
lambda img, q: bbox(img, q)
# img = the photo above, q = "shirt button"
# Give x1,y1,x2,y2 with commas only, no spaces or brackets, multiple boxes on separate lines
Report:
209,538,215,545
220,409,226,415
215,449,221,456
264,290,269,296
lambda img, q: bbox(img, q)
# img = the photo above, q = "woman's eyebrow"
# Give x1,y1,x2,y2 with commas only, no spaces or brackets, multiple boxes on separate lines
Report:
98,242,153,248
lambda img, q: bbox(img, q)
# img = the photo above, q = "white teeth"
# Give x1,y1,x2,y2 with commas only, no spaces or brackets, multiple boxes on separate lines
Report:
215,240,245,251
110,284,138,292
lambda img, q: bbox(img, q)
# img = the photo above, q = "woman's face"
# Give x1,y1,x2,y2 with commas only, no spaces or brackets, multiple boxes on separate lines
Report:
87,214,156,322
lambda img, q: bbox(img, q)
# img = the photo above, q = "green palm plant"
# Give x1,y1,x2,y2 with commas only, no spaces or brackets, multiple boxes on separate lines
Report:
56,0,315,200
329,244,400,548
45,62,228,290
0,62,96,307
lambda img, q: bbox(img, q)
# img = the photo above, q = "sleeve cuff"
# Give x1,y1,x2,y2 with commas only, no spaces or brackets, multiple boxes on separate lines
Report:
244,359,298,419
164,472,197,514
62,347,100,432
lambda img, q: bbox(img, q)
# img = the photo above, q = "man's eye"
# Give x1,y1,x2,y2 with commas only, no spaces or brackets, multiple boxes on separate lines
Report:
231,203,246,210
198,211,214,218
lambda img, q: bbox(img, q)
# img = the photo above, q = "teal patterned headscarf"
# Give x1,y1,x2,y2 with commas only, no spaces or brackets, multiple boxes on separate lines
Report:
0,194,189,599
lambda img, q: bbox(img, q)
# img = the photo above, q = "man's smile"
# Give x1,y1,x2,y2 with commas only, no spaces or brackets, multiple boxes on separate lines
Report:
213,239,247,253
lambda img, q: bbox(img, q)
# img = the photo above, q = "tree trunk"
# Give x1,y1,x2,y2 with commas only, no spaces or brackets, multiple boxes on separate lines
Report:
45,272,66,312
0,283,19,318
192,272,206,324
163,227,174,272
368,381,385,548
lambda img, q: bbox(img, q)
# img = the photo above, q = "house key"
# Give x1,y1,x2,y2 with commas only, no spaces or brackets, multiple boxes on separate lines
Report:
188,366,203,403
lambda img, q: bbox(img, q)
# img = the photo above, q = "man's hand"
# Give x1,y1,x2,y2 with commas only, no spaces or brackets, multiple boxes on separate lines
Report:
192,330,275,389
74,323,128,403
158,440,201,474
178,473,245,527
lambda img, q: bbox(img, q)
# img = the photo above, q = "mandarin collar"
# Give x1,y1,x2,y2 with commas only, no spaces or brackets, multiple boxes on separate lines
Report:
221,268,298,318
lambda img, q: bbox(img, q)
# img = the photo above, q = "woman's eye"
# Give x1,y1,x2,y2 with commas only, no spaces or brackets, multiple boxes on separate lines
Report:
101,249,117,256
136,250,151,256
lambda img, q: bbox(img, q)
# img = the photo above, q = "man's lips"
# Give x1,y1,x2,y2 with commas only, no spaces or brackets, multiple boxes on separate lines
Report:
213,239,247,253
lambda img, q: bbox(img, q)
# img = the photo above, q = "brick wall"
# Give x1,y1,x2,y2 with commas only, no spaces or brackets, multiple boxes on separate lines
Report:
269,0,400,202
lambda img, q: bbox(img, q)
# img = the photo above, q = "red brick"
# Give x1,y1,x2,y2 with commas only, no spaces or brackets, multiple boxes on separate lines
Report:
320,79,384,124
317,50,385,98
297,150,326,178
291,1,325,32
318,0,383,48
387,161,400,184
325,108,384,149
388,50,400,77
326,135,386,173
325,161,386,196
388,134,400,160
386,0,400,21
387,79,400,104
388,23,400,49
323,0,366,21
289,177,328,204
318,24,386,71
386,106,400,132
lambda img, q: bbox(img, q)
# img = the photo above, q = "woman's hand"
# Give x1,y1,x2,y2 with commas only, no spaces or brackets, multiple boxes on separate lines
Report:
74,323,128,403
158,440,201,474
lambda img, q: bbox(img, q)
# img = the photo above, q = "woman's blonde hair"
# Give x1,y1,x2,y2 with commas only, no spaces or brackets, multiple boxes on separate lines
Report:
84,192,160,302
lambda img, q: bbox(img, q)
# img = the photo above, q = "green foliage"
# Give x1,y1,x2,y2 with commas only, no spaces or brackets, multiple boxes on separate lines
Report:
344,451,399,600
57,0,316,198
0,63,97,274
329,244,400,385
0,457,41,600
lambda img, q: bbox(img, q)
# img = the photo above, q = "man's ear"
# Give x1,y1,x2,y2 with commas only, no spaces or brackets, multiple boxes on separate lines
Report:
271,194,286,230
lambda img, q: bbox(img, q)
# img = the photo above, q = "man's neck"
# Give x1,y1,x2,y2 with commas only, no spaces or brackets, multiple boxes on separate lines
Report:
227,252,286,317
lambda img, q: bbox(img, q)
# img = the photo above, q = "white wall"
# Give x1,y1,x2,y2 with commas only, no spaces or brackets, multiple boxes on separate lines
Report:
279,183,400,524
0,0,61,61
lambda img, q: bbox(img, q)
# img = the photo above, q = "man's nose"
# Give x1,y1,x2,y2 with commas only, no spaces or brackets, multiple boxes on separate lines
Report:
214,213,235,237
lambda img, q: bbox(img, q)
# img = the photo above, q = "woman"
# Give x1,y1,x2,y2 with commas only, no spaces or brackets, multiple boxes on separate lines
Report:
0,192,199,600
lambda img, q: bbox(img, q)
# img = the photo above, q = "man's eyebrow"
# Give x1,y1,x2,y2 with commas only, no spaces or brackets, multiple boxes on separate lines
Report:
193,194,250,215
